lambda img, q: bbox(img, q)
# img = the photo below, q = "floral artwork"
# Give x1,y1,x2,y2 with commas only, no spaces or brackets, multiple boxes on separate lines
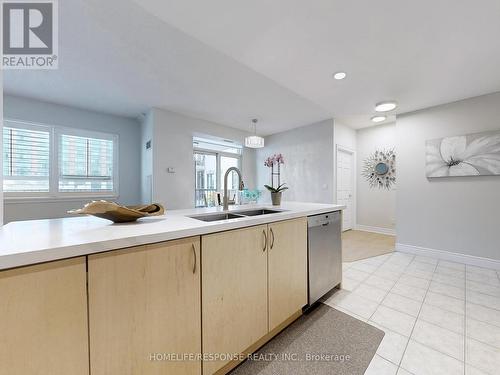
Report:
362,149,396,189
426,130,500,177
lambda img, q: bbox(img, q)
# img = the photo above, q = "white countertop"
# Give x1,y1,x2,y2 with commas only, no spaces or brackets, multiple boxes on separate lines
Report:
0,202,344,270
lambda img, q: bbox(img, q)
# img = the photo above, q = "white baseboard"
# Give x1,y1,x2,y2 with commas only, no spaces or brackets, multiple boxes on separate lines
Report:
396,243,500,270
355,224,396,236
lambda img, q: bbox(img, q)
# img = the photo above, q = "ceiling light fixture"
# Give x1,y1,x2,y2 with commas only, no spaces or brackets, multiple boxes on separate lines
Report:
375,101,398,112
333,71,347,80
245,119,265,148
371,115,387,123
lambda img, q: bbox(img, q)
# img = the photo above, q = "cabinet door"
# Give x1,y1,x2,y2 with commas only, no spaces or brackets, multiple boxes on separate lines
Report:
202,225,268,374
0,257,89,375
268,218,308,331
88,237,201,375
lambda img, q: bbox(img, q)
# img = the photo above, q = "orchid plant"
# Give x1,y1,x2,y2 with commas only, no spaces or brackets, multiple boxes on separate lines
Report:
264,153,285,168
264,153,287,205
264,183,288,193
264,153,285,188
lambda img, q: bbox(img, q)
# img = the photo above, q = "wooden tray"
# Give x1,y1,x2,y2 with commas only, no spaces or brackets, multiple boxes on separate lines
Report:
68,201,165,223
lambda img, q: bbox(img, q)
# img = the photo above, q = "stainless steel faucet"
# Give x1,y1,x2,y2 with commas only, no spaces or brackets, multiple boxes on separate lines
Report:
223,167,244,211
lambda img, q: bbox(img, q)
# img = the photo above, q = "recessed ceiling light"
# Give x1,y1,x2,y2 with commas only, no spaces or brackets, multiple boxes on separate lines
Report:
333,72,347,80
371,115,387,123
375,101,398,112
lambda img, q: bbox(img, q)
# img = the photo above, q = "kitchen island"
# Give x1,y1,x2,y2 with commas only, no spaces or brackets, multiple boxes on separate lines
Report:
0,202,344,375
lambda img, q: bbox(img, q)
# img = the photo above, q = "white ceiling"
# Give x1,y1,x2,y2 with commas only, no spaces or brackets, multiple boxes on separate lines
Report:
5,0,500,132
3,0,328,135
132,0,500,129
337,115,397,130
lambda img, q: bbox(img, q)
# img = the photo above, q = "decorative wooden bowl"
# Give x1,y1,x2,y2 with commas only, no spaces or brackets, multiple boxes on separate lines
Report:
68,201,165,223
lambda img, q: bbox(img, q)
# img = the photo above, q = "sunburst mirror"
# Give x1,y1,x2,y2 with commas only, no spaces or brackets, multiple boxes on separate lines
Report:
362,149,396,189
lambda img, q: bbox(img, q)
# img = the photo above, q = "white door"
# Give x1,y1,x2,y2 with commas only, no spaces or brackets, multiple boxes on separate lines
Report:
336,149,354,231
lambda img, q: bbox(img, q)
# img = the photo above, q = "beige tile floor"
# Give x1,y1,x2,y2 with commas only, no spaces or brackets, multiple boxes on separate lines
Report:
342,230,395,262
323,252,500,375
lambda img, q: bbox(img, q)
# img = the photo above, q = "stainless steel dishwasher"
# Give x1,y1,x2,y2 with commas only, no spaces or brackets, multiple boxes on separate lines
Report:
307,211,342,306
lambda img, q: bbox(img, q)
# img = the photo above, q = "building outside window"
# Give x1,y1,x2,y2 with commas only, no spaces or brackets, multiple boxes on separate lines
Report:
59,133,114,193
193,137,242,207
3,119,118,199
206,172,215,190
3,124,50,193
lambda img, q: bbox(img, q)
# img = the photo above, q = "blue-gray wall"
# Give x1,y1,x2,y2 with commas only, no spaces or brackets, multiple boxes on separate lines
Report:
396,92,500,261
3,95,141,223
146,107,256,209
256,119,335,204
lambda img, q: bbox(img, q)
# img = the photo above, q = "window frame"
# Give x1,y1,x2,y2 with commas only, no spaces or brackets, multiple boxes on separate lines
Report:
3,120,52,198
3,118,119,201
193,145,242,208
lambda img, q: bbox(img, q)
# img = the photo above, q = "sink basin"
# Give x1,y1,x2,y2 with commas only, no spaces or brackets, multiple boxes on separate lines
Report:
189,213,245,222
235,209,285,216
188,208,287,222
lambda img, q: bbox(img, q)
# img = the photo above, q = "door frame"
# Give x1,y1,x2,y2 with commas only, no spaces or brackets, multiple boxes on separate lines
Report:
335,144,356,231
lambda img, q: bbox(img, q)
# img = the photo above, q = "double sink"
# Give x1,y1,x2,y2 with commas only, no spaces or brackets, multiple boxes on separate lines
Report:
189,209,286,222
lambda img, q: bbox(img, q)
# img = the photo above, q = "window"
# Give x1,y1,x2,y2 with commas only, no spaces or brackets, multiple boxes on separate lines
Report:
59,134,114,192
194,152,217,207
193,137,242,207
206,173,215,190
3,120,118,198
220,155,240,191
3,124,50,192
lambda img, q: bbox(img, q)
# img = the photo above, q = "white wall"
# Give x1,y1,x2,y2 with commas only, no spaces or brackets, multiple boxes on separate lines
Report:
140,111,154,204
149,108,256,209
0,73,3,226
334,121,357,151
356,123,396,232
397,92,500,261
3,95,141,223
256,119,335,204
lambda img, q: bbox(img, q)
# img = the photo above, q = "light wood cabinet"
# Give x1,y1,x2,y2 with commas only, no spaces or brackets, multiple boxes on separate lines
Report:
0,216,310,375
202,225,269,374
88,237,201,375
268,218,308,331
202,219,308,374
0,257,89,375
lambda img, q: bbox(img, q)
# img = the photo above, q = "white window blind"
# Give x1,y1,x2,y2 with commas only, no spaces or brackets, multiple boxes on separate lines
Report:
3,125,50,192
3,120,118,198
193,136,242,155
59,134,114,192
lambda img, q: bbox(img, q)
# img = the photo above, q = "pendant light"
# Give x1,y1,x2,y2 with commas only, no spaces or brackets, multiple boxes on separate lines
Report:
245,119,265,148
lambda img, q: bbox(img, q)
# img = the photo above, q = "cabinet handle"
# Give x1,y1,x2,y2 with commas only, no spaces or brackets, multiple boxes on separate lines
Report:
270,228,275,249
262,230,267,252
192,244,197,274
